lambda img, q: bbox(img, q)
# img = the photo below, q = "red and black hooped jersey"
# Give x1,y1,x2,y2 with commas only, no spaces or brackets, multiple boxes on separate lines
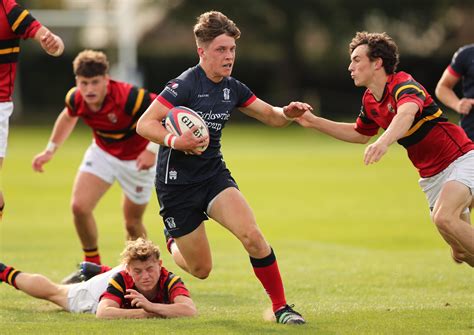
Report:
100,266,190,308
65,80,157,160
355,71,474,177
0,0,41,102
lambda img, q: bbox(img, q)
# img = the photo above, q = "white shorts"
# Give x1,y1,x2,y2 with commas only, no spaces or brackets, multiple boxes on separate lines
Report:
418,150,474,214
0,102,14,158
79,142,155,204
67,265,123,314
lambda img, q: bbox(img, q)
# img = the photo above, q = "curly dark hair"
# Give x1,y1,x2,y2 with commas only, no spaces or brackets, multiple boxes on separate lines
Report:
193,11,241,46
349,32,399,74
73,50,109,77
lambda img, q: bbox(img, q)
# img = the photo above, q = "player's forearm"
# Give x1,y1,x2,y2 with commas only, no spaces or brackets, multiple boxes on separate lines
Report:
377,108,416,147
96,306,151,319
435,84,461,113
46,110,78,153
146,302,197,318
308,117,369,144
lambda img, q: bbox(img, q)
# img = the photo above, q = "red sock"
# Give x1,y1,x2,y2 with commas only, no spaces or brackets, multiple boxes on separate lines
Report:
1,266,21,289
250,248,287,312
100,265,112,273
83,247,101,265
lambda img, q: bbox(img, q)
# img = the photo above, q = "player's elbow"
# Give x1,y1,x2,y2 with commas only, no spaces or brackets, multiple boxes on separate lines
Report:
136,119,147,138
356,135,371,144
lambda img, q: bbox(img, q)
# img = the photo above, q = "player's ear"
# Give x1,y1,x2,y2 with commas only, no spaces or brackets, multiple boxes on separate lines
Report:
375,58,383,70
197,47,205,58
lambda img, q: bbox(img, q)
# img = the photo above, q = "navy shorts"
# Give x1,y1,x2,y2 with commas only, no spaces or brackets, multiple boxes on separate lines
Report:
156,169,238,238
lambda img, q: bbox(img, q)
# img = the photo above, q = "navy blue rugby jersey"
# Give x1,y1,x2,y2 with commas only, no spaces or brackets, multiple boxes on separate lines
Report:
448,44,474,140
156,65,256,184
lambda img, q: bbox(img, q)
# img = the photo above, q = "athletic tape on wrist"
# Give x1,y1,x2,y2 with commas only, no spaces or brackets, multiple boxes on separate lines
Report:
46,141,58,153
282,107,296,121
146,141,160,154
164,133,177,149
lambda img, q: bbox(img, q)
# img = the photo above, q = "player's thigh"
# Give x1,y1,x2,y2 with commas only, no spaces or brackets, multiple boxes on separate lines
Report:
72,171,112,211
174,223,212,270
208,187,265,245
0,102,13,159
433,181,471,218
122,195,147,220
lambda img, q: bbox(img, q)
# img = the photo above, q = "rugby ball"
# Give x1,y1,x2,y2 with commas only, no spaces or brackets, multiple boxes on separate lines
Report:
165,106,209,152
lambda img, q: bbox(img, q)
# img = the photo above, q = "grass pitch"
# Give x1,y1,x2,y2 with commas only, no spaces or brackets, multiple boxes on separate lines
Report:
1,124,473,334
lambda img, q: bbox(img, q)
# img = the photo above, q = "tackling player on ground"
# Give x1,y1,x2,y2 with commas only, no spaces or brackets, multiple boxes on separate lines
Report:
32,50,158,265
0,238,196,318
0,0,64,220
137,11,311,325
296,32,474,266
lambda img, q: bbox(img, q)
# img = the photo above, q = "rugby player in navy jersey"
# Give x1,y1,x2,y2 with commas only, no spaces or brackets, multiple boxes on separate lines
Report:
436,44,474,141
137,11,311,325
0,238,196,318
0,0,64,220
32,50,158,266
296,32,474,266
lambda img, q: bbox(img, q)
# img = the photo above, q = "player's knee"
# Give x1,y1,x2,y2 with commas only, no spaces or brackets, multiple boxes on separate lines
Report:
240,228,266,255
451,250,472,266
432,210,455,233
189,265,212,279
71,200,90,217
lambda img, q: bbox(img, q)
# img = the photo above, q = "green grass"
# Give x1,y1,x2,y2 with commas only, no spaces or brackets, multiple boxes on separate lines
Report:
1,124,473,334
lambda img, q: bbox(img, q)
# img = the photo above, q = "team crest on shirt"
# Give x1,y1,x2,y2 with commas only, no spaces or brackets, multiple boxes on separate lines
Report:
387,103,395,114
169,168,177,180
223,88,231,101
136,186,143,193
107,112,118,123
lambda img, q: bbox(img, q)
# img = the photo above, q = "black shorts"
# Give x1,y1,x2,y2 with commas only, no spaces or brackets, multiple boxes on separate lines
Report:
156,169,238,238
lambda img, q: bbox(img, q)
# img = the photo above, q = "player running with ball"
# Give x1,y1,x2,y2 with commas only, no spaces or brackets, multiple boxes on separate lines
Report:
137,11,312,325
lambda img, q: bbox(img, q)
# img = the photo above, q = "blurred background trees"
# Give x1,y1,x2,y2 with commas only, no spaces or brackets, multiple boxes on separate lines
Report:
14,0,474,122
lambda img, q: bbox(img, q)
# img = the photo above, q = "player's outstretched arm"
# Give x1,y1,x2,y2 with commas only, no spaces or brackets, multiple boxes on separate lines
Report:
436,69,474,115
125,289,197,318
239,98,313,127
295,111,371,144
34,26,64,57
32,109,78,172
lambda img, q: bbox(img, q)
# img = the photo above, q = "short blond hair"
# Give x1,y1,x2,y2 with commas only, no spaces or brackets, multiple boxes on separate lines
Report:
193,11,240,46
120,238,161,264
73,50,109,77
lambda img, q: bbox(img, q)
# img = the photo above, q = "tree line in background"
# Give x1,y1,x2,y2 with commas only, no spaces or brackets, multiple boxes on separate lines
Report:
15,0,474,122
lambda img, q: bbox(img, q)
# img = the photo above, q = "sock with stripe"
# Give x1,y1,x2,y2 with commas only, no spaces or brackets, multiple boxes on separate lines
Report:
83,247,101,265
250,248,287,312
0,263,21,289
0,203,4,221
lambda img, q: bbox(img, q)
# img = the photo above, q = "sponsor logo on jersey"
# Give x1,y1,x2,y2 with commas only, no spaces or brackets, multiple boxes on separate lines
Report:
136,186,143,193
198,94,209,98
165,82,179,97
371,109,379,116
165,217,176,229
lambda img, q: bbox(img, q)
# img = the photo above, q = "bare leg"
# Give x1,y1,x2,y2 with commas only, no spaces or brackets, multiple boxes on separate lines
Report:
173,223,212,279
432,181,474,262
208,187,270,258
122,196,147,240
14,272,69,310
71,172,111,249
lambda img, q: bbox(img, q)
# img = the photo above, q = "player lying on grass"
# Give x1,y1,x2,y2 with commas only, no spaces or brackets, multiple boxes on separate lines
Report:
296,31,474,266
0,238,196,318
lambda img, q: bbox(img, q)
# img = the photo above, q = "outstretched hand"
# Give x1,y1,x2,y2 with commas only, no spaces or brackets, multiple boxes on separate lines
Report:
283,101,313,119
125,289,154,312
32,151,54,172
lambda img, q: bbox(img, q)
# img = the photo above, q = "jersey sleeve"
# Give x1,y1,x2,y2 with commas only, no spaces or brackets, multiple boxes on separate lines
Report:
164,273,190,302
392,79,425,114
123,86,157,117
4,0,41,39
64,87,79,116
354,105,379,136
448,46,469,78
156,79,192,109
99,272,127,306
235,79,256,107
